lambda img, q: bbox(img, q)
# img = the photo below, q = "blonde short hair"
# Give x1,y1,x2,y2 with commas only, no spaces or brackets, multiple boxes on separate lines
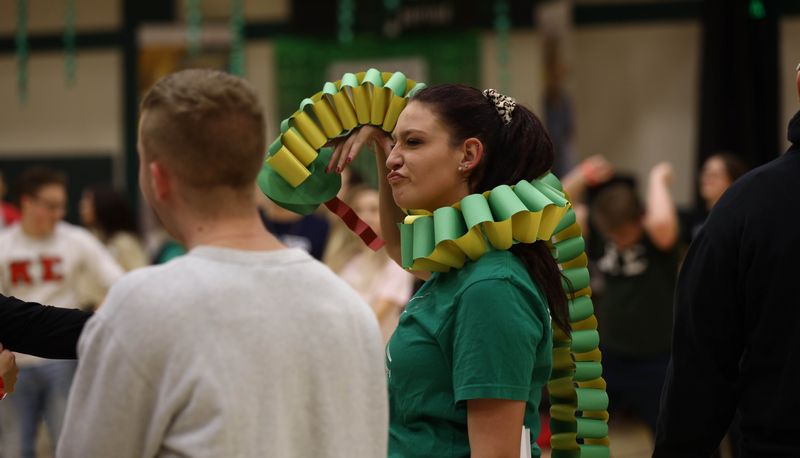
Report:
140,69,265,190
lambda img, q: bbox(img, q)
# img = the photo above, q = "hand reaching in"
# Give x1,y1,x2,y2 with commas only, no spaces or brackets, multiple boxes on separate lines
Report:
0,344,18,399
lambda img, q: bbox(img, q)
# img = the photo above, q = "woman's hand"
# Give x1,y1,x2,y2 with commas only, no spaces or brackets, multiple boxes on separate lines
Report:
0,344,18,399
326,126,393,174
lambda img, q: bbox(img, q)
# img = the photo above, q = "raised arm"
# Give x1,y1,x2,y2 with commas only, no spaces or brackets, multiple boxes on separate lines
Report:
560,154,614,204
643,162,679,251
328,126,428,280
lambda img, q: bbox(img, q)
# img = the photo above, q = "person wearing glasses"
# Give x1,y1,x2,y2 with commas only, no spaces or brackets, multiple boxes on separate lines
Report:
0,167,123,457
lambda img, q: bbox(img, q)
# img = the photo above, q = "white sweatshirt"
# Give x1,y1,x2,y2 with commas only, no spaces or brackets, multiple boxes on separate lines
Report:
0,222,124,365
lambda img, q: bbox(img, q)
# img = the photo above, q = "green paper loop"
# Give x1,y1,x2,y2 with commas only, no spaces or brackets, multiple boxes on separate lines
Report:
323,82,338,95
299,98,315,112
576,418,609,439
574,361,603,382
578,445,611,458
541,171,563,191
433,206,468,245
571,330,600,354
514,180,551,212
341,72,358,88
568,296,594,322
384,72,407,96
363,68,383,87
411,216,435,261
562,267,590,292
554,208,577,234
488,185,527,221
460,193,494,228
407,82,427,98
576,388,609,412
399,223,414,269
554,237,585,263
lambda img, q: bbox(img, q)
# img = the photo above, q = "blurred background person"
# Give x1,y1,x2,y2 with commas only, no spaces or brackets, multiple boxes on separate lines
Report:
77,183,148,310
0,170,21,229
0,167,123,458
680,152,750,246
588,162,679,444
258,196,330,261
323,184,414,343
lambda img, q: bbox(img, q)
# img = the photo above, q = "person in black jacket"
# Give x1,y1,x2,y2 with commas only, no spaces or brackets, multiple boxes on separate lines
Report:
654,67,800,457
0,294,90,360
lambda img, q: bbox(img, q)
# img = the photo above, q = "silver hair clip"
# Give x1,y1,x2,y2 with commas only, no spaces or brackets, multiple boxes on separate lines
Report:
483,88,516,125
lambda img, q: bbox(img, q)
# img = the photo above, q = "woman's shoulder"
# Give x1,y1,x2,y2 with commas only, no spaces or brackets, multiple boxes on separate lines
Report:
457,249,528,281
450,249,542,299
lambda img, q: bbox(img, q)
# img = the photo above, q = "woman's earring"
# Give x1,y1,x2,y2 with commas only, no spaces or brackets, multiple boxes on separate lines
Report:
458,165,464,172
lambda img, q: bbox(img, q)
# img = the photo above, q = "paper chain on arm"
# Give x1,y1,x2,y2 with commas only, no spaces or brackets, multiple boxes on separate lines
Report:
259,69,611,458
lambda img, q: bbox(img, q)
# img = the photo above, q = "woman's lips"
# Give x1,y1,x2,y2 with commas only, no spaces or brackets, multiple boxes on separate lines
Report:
387,171,406,184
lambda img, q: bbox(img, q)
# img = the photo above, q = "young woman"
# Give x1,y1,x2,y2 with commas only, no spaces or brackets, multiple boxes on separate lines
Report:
328,84,571,457
78,184,148,308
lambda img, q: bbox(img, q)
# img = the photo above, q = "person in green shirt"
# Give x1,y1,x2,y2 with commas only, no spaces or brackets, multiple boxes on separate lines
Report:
329,84,572,457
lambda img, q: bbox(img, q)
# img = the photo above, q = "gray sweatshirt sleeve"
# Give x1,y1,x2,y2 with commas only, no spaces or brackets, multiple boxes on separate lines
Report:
57,311,160,457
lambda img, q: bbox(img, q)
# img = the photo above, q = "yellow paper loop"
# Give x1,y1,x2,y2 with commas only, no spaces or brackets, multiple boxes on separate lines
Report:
312,98,344,138
382,95,407,132
281,128,318,167
333,91,358,130
265,146,311,187
291,112,327,150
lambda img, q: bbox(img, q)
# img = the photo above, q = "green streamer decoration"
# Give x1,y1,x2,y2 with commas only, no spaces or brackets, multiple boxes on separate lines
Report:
749,0,766,20
338,0,355,44
229,0,245,77
384,0,400,12
494,0,511,94
186,0,202,57
258,71,612,457
64,0,77,86
16,0,28,103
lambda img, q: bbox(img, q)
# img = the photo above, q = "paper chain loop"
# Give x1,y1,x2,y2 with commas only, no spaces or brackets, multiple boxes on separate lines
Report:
259,70,610,458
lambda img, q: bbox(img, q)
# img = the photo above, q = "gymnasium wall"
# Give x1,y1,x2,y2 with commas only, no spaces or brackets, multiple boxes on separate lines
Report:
1,2,799,214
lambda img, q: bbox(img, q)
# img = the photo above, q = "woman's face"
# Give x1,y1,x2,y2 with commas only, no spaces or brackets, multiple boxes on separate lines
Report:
352,189,381,237
386,101,470,211
699,156,732,207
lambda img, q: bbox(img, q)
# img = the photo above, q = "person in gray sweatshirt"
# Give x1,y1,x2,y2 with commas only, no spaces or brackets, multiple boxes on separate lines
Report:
56,69,387,458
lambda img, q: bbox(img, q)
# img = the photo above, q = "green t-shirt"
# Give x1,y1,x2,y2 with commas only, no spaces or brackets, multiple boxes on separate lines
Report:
386,250,553,458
